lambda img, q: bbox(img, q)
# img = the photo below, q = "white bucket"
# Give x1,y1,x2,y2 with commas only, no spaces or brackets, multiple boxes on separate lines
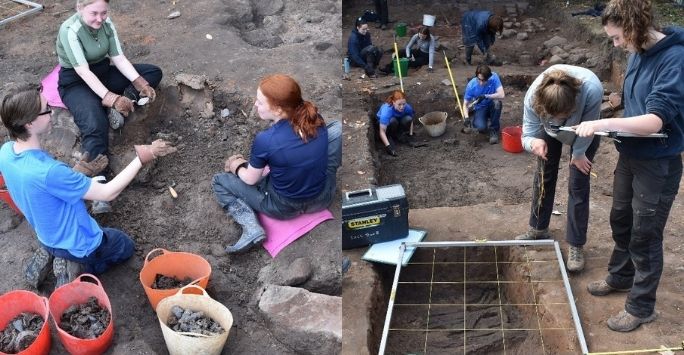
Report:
156,285,233,355
423,14,436,27
418,111,447,137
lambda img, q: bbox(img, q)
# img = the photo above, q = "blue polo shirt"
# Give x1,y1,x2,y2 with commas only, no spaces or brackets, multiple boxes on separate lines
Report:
249,119,328,199
464,73,502,110
376,102,415,126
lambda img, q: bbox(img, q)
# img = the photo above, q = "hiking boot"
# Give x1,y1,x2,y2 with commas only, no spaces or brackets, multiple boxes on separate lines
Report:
566,245,585,272
53,258,83,288
587,280,631,296
607,310,657,332
24,248,53,289
91,200,112,214
515,227,550,240
489,130,499,144
108,108,125,130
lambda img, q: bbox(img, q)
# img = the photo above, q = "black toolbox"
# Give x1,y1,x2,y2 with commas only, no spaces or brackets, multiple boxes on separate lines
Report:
342,184,409,249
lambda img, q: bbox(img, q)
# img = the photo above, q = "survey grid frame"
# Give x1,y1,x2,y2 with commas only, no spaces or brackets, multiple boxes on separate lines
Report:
0,0,42,27
378,240,589,355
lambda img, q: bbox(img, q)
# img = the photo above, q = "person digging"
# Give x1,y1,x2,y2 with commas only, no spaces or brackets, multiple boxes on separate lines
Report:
462,64,505,144
376,90,415,156
0,85,176,289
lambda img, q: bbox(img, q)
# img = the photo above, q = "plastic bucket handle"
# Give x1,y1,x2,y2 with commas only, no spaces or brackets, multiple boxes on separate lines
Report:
177,284,209,297
144,248,170,266
73,273,102,287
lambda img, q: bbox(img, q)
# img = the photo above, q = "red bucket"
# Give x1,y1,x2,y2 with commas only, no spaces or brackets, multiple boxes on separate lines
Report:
502,126,524,153
48,274,114,355
0,174,22,216
0,290,51,355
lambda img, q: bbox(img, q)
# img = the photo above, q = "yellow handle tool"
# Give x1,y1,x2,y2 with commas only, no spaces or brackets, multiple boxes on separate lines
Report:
444,50,465,120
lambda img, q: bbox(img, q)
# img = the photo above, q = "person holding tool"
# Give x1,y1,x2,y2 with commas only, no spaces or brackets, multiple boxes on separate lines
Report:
212,74,342,254
0,85,176,289
516,65,603,274
462,64,505,144
573,0,684,332
380,26,437,74
57,0,162,213
376,90,415,156
460,10,503,65
347,17,383,78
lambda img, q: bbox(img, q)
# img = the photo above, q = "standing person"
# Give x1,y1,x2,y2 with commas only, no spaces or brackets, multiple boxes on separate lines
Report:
462,64,505,144
0,86,176,288
376,90,415,156
380,26,436,74
348,18,383,78
57,0,162,213
574,0,684,332
373,0,389,30
516,65,603,274
212,74,342,254
460,10,503,65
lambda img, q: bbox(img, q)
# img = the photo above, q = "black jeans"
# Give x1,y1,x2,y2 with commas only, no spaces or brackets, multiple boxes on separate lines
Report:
373,0,389,25
353,45,382,75
606,154,682,318
58,59,163,158
528,133,600,247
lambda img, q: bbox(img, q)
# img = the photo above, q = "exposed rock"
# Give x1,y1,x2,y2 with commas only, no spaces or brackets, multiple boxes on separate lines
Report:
504,21,513,29
516,32,529,41
550,46,566,57
259,285,341,354
518,54,535,66
543,35,568,48
501,29,517,39
175,74,207,90
548,54,564,65
0,205,22,233
568,53,586,64
282,257,313,286
255,0,283,16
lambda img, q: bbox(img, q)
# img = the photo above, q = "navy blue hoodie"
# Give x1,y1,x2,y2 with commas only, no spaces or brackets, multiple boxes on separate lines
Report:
347,28,373,67
619,27,684,159
461,11,496,53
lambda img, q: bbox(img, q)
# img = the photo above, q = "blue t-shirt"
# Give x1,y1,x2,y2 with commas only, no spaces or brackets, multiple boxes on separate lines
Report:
376,102,415,126
0,142,102,257
249,119,328,200
464,73,502,111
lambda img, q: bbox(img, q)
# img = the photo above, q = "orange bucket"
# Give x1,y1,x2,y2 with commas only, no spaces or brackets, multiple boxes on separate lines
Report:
502,126,524,153
0,174,22,216
48,274,114,355
139,248,211,310
0,290,51,355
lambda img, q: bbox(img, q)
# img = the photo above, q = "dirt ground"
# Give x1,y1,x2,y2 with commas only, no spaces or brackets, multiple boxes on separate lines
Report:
1,0,341,354
342,1,684,354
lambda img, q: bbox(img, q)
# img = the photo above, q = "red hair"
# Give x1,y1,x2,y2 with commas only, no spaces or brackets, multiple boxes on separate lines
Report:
385,90,407,105
259,74,324,142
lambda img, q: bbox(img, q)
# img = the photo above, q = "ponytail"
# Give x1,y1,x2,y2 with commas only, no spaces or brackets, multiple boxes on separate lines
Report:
291,101,324,142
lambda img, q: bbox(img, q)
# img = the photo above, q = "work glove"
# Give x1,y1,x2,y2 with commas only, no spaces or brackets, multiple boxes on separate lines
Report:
476,94,486,102
385,143,397,156
226,154,248,174
102,91,134,117
73,152,109,177
134,139,177,164
132,76,156,102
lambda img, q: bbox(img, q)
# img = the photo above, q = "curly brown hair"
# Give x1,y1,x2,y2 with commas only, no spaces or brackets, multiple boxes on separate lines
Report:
601,0,659,53
532,70,582,118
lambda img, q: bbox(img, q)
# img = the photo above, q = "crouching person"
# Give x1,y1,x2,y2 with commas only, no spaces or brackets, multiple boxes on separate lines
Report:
0,86,176,288
376,90,414,156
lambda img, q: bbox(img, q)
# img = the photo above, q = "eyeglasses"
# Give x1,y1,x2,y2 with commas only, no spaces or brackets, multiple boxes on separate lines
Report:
38,109,52,116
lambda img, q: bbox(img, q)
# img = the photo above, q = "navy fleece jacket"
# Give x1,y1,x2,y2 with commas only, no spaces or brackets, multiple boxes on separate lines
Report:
347,29,373,67
619,27,684,159
461,11,495,53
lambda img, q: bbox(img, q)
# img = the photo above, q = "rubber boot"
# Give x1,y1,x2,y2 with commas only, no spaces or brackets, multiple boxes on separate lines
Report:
225,198,266,254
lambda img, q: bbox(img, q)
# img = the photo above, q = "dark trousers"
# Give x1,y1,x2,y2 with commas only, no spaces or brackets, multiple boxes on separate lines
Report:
528,134,601,247
58,59,163,158
373,0,389,25
43,227,135,275
471,100,502,133
382,50,429,73
351,45,382,75
606,154,682,318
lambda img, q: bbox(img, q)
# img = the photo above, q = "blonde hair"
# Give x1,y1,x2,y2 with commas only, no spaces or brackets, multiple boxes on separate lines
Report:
532,70,582,117
602,0,658,53
77,0,109,8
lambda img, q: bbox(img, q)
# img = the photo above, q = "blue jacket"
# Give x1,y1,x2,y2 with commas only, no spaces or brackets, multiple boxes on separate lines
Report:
618,27,684,159
347,28,373,67
461,11,495,53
